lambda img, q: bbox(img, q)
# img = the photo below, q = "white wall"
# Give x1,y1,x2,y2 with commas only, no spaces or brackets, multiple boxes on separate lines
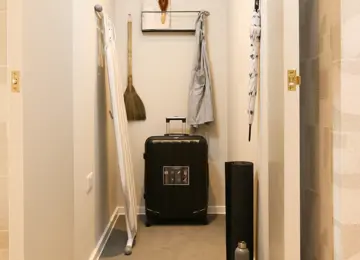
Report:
333,0,360,258
266,0,285,259
6,0,266,259
252,0,282,259
6,0,120,259
228,0,264,258
73,0,119,260
0,0,9,259
114,0,263,255
114,0,250,209
228,0,258,162
255,0,270,259
8,0,24,258
21,0,74,258
92,0,121,245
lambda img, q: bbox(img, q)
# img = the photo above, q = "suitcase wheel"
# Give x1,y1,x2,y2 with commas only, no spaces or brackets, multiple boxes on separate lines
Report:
145,219,152,227
202,217,209,225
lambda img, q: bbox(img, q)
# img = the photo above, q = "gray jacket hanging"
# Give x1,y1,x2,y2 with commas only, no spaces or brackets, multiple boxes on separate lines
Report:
187,11,214,128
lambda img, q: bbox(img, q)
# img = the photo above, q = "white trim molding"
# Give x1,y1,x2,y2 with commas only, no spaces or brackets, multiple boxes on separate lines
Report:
89,207,121,260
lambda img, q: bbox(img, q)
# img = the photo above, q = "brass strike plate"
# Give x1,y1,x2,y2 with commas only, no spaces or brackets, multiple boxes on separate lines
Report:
11,71,20,93
288,69,301,91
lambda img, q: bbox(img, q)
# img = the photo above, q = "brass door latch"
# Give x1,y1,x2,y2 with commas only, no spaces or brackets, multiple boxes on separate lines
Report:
11,71,20,93
288,69,301,91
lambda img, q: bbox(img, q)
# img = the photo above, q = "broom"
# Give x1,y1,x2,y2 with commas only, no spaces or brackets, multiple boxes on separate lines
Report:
124,14,146,121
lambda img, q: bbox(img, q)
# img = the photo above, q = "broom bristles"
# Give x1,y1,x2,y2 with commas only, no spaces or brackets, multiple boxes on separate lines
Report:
124,85,146,121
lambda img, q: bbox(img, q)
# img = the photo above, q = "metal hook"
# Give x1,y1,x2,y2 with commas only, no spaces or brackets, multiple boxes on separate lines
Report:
199,10,210,17
94,4,103,19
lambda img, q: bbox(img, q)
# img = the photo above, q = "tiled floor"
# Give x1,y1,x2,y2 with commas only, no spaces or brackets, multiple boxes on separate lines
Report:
100,215,226,260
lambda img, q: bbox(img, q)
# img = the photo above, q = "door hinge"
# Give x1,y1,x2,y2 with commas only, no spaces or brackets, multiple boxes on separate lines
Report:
288,69,301,91
11,71,20,93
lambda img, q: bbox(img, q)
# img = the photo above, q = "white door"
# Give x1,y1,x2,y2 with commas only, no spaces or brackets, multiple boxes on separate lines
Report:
283,0,301,259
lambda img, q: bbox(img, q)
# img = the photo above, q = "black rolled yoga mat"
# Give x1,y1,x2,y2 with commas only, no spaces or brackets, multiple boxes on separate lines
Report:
225,161,254,260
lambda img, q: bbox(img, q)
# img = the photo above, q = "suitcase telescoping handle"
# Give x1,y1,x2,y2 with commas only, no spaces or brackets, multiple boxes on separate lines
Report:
165,116,188,136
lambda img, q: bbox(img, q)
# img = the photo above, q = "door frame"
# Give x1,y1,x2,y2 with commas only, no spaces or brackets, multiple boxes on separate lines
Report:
8,0,25,259
283,0,301,259
260,0,301,259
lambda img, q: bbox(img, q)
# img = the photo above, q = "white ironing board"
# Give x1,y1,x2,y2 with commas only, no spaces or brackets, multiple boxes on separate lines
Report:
97,8,138,255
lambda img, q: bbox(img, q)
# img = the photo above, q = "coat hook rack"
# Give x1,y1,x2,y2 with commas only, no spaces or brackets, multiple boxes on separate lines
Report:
141,10,210,33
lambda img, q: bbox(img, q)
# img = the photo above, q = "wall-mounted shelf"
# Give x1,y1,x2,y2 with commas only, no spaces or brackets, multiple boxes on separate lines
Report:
141,10,210,33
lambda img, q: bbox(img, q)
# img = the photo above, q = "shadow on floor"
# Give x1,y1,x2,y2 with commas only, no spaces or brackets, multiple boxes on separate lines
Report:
138,214,218,226
101,229,128,258
100,215,225,260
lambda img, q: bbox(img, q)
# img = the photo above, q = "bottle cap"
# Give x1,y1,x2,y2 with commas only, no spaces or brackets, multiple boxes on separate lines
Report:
238,241,247,249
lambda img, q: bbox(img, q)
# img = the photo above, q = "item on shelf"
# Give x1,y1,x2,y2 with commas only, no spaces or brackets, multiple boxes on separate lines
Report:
124,14,147,121
143,117,209,226
235,241,250,260
158,0,169,24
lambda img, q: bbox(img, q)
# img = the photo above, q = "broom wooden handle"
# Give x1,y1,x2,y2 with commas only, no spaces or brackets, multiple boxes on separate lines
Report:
127,14,133,85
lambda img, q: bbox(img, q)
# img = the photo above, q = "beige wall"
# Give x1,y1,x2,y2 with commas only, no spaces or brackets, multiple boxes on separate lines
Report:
114,0,257,209
266,0,285,259
0,0,8,259
334,0,360,259
19,0,256,257
22,0,74,258
227,0,258,163
92,0,120,247
7,0,24,258
73,0,119,259
228,0,265,257
6,0,119,259
2,0,257,258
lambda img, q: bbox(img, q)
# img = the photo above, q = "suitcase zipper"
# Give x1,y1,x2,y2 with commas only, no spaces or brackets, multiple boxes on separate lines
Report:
193,208,206,214
146,208,160,214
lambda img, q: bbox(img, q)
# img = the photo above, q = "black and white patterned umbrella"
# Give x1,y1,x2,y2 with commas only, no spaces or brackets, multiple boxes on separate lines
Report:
248,0,261,141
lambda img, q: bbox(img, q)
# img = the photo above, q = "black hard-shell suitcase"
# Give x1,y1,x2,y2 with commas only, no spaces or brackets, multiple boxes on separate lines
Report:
143,117,209,226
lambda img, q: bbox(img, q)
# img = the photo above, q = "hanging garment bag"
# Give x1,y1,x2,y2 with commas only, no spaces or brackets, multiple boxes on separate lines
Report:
143,117,209,226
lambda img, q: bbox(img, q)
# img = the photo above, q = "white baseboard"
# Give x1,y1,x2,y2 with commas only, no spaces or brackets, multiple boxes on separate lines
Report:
208,206,226,215
117,206,226,215
89,207,121,260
